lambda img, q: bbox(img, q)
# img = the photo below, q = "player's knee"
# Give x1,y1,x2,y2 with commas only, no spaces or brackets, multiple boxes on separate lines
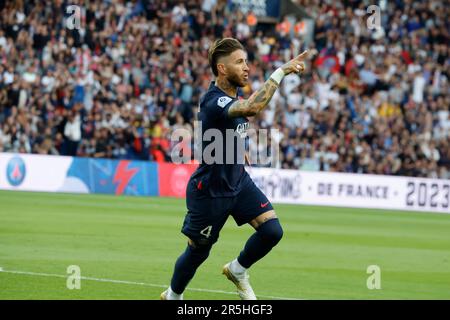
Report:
187,238,213,262
257,218,283,246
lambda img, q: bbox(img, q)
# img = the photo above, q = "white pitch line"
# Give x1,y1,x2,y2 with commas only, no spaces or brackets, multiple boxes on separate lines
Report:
0,268,302,300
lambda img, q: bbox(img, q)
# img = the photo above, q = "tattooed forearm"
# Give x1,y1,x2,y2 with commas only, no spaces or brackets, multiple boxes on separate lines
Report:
228,78,279,117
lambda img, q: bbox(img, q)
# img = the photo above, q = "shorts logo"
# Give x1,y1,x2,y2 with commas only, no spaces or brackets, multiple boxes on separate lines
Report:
217,96,232,108
260,201,270,208
6,156,26,186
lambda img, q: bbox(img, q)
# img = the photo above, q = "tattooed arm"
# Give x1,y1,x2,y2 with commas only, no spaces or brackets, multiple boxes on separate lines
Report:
228,50,309,118
228,78,279,117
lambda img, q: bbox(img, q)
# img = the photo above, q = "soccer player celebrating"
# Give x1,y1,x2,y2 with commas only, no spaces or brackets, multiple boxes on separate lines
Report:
161,38,308,300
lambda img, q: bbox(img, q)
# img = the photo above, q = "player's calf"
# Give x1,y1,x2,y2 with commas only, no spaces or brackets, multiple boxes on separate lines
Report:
238,218,283,269
166,239,213,297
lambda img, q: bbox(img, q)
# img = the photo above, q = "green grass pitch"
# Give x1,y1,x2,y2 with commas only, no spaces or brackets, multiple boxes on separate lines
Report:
0,190,449,300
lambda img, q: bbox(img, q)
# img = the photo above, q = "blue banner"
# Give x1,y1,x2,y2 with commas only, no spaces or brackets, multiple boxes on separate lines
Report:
66,158,158,196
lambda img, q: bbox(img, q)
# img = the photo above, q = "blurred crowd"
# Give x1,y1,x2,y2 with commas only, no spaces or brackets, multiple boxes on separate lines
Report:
0,0,448,179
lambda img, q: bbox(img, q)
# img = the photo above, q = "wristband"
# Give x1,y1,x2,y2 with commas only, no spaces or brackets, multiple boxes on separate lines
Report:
270,67,285,85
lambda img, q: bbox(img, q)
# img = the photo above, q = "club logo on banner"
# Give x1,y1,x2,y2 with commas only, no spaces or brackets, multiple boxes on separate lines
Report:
6,156,26,186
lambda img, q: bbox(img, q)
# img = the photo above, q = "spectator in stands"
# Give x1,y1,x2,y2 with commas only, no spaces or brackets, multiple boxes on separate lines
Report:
0,0,448,179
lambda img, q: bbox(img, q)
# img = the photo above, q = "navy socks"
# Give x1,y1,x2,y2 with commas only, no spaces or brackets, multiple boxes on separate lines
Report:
237,219,283,269
170,244,211,294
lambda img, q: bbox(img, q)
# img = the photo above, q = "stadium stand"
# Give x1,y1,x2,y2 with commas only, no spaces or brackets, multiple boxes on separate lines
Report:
0,0,448,179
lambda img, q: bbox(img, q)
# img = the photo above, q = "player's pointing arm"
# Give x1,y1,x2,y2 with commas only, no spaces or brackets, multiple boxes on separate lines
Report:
228,50,309,118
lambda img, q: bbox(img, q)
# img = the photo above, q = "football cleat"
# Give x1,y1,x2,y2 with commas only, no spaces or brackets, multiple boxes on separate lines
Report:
222,263,257,300
160,289,168,300
160,289,183,300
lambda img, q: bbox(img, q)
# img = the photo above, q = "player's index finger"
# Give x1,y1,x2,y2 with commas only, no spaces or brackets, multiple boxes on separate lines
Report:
295,50,309,60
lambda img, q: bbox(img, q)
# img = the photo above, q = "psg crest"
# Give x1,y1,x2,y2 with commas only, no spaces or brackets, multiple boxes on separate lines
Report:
6,156,26,187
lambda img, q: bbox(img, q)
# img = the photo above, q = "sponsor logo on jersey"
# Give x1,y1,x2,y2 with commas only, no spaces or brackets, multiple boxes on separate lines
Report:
236,122,250,138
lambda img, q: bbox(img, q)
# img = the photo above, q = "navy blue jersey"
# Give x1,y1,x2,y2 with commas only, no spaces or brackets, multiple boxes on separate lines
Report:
191,82,250,197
